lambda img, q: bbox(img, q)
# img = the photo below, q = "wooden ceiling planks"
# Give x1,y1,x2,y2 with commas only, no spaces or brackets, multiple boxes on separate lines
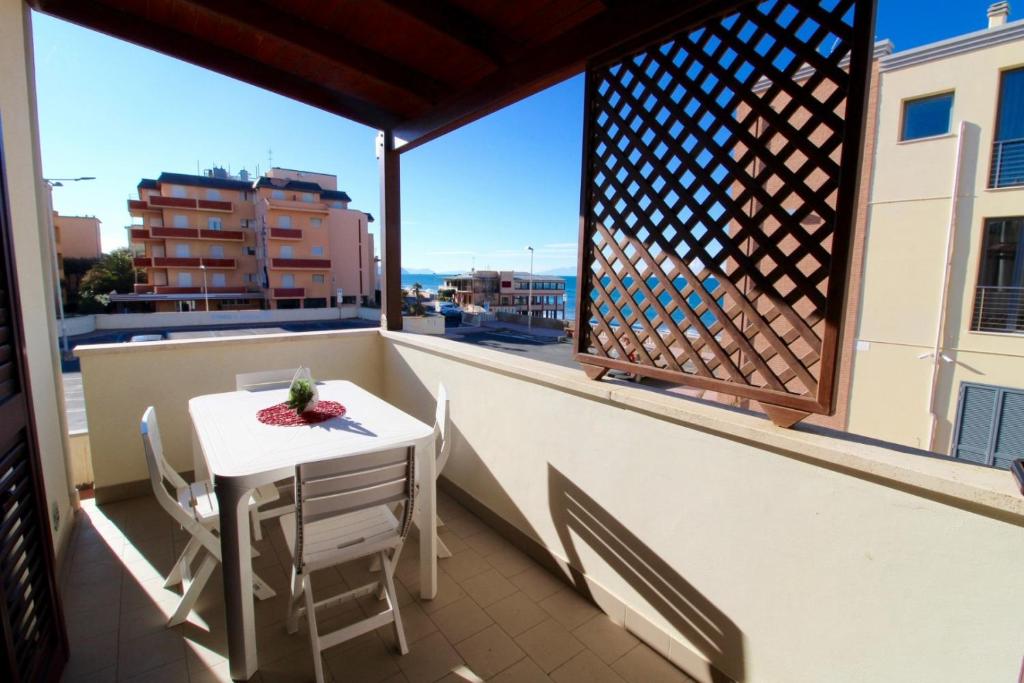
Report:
30,0,715,148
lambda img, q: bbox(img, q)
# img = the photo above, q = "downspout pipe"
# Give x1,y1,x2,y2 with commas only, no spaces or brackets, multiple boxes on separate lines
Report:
926,120,967,452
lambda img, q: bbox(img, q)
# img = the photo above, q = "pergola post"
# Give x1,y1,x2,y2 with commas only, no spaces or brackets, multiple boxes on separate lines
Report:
377,129,402,331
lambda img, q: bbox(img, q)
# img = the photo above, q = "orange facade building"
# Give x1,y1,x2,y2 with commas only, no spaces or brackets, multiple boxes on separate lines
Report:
52,211,101,303
123,168,375,311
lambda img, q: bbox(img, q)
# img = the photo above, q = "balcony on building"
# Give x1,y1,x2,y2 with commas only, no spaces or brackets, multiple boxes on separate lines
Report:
140,195,235,212
269,256,331,270
268,226,303,240
271,286,305,299
147,225,245,241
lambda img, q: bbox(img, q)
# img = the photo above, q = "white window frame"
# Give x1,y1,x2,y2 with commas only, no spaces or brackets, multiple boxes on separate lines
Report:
208,216,223,230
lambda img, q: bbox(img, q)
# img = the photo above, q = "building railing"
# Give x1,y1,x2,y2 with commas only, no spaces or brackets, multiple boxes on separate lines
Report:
269,227,303,239
143,226,245,241
989,138,1024,189
971,285,1024,333
269,257,331,269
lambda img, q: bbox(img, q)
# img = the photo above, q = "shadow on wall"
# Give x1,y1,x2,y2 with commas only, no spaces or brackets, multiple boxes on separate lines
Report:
548,464,745,682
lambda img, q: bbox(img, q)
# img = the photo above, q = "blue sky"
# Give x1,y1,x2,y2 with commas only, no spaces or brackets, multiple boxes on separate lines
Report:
32,1,1000,274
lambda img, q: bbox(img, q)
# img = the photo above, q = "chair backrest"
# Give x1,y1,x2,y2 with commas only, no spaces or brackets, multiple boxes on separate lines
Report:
140,406,193,526
293,444,416,570
435,383,451,475
235,368,299,392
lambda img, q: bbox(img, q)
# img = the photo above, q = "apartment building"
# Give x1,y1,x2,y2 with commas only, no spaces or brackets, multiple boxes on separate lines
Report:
257,167,375,309
52,211,101,302
122,167,374,311
846,3,1024,464
443,270,566,318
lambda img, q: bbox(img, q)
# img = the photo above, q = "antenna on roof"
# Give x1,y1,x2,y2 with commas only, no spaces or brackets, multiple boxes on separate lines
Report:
267,147,273,169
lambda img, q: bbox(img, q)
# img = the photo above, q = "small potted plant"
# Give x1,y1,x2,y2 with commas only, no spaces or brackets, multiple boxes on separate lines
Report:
286,367,319,415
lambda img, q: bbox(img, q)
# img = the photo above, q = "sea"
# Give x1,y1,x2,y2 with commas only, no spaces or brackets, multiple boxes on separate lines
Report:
400,272,719,326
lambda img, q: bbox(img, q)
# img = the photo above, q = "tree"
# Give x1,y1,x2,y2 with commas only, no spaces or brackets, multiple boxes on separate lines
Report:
78,248,141,312
61,256,100,313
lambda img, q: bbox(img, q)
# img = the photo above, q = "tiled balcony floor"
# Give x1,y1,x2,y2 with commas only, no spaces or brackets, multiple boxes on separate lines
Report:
60,489,695,682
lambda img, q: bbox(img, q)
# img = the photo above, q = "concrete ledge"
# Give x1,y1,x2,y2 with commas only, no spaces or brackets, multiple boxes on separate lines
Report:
382,330,1024,525
74,326,379,358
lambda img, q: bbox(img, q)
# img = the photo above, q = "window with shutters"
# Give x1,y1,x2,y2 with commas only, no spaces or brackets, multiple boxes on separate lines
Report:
952,382,1024,469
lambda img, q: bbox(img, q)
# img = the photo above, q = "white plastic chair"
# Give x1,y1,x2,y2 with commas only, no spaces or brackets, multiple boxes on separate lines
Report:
235,368,299,540
140,406,278,626
235,368,299,393
280,444,416,683
434,383,454,558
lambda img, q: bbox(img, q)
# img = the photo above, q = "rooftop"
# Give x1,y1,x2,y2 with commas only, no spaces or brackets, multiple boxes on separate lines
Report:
157,171,254,192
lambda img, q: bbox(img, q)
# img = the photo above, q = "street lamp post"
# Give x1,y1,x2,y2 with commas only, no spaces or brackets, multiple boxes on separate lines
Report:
199,264,210,311
525,245,534,330
43,176,96,358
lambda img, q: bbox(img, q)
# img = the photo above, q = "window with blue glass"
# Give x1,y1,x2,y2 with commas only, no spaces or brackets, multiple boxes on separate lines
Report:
900,92,953,141
990,68,1024,188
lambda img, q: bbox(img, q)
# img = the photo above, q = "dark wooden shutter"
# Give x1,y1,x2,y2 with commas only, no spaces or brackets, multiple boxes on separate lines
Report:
953,382,1024,469
0,121,68,682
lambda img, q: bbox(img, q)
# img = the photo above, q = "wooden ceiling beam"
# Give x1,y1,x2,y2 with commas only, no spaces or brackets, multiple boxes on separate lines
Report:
378,0,517,67
393,0,733,151
31,0,401,129
182,0,448,104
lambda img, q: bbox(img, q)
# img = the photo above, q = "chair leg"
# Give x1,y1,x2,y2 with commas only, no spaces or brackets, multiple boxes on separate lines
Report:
164,536,200,588
251,569,277,600
380,551,408,655
286,566,303,635
302,576,326,683
168,551,217,627
436,536,453,559
250,505,263,542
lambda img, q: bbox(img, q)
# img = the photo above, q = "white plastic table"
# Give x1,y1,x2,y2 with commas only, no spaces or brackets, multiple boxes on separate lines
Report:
190,380,437,681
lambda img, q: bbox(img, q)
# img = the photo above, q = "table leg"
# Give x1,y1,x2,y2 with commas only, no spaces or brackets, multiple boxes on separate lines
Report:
417,441,437,599
191,427,209,482
217,479,258,680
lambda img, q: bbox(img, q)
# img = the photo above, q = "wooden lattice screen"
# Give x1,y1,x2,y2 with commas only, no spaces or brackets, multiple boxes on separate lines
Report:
574,0,876,426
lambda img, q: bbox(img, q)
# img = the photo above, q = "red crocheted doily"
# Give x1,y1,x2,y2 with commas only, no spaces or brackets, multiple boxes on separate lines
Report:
256,400,346,426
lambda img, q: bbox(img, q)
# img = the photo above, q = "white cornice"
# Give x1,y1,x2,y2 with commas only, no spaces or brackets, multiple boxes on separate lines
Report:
751,40,893,93
881,19,1024,72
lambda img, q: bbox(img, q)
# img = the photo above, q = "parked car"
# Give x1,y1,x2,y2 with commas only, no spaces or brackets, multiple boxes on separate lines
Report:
438,302,461,316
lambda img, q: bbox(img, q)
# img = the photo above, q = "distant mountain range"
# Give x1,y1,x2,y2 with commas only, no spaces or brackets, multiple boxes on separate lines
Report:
400,267,437,275
538,266,577,276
